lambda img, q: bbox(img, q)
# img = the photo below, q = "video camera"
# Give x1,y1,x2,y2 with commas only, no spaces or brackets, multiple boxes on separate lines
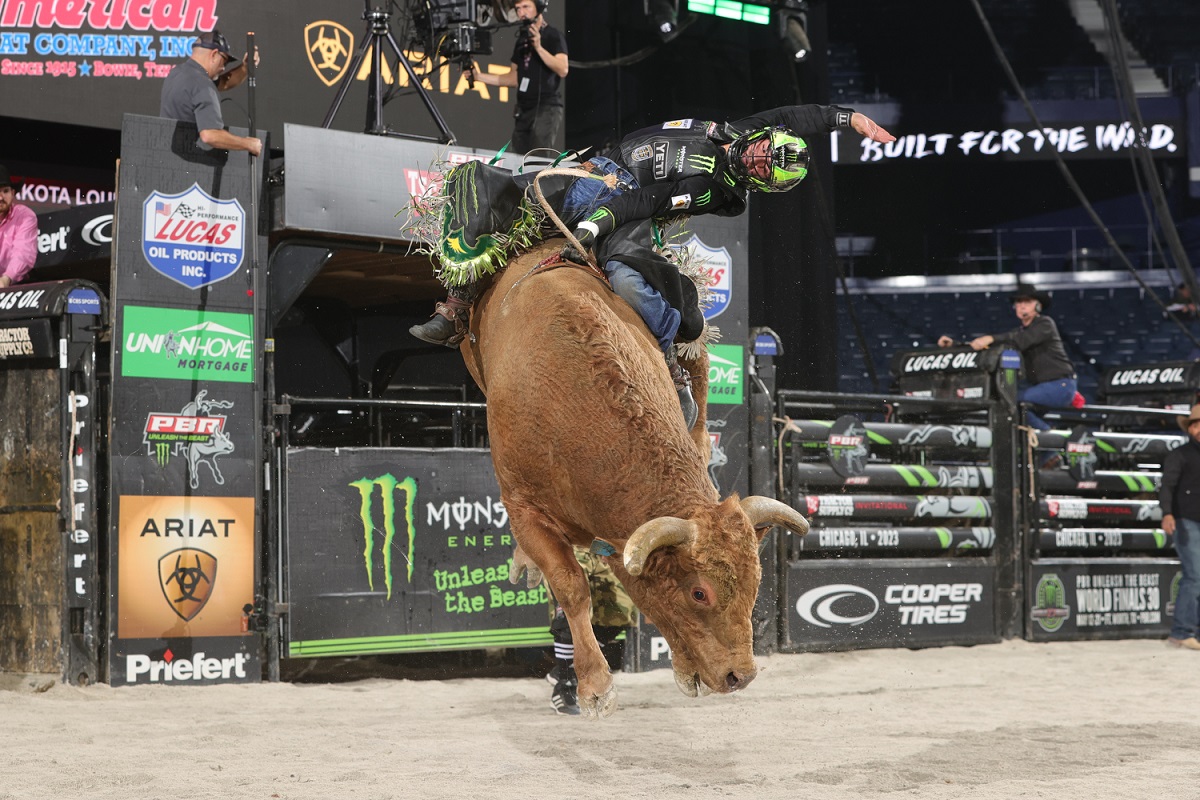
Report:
409,0,497,61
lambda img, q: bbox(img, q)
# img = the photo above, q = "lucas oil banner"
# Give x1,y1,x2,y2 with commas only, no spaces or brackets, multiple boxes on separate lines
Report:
284,448,555,657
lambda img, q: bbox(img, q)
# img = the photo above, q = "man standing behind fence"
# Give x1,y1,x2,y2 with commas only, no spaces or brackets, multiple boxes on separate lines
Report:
0,165,36,288
937,284,1078,430
1160,404,1200,651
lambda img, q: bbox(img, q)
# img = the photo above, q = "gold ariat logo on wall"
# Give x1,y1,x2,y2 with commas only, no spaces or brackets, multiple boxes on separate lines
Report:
305,21,354,87
158,547,218,621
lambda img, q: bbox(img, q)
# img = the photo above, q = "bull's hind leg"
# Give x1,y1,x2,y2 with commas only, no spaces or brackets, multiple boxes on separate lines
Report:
505,504,617,718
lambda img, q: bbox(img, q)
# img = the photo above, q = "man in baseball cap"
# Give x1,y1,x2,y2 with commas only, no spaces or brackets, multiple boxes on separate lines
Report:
160,29,261,156
0,165,37,288
1160,403,1200,649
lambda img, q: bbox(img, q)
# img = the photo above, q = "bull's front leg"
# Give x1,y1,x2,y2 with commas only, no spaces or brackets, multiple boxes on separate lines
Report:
506,507,616,718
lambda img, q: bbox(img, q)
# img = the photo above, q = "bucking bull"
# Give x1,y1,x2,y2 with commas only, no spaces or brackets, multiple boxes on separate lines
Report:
457,239,810,718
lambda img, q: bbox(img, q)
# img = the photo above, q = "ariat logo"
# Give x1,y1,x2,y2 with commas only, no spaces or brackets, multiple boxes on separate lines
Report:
158,547,217,622
350,474,418,600
305,21,354,87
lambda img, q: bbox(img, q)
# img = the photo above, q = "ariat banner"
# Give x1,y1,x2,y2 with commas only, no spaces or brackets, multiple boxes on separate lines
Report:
284,448,555,657
115,495,256,639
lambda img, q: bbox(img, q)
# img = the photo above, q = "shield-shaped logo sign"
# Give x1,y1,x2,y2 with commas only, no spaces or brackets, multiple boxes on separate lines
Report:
158,547,218,622
679,235,732,320
142,184,245,289
305,21,354,87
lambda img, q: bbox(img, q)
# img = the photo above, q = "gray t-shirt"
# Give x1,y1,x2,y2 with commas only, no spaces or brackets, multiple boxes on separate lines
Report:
160,58,223,138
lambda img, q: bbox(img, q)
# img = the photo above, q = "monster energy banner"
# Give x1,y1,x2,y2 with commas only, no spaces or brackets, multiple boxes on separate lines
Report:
107,114,263,685
284,447,554,657
792,463,994,493
1037,470,1161,495
797,526,995,555
1037,528,1172,555
783,559,998,651
1027,559,1178,641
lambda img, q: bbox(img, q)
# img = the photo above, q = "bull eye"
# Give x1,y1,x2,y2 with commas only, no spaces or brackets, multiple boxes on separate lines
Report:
691,588,708,604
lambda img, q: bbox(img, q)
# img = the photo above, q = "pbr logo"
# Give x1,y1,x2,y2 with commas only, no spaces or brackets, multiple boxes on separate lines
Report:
144,390,236,489
1031,573,1071,632
827,415,869,478
158,547,218,622
142,184,245,289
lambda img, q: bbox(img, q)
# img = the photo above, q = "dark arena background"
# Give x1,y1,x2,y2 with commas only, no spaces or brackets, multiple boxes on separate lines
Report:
2,1,1200,797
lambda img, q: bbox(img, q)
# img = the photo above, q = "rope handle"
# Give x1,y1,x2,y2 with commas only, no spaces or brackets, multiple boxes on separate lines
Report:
531,167,618,269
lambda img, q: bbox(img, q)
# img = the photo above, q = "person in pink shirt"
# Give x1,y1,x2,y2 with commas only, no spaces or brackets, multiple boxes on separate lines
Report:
0,166,37,288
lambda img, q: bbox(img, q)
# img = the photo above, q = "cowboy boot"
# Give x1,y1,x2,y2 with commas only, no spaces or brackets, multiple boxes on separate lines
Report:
409,295,470,347
665,348,698,430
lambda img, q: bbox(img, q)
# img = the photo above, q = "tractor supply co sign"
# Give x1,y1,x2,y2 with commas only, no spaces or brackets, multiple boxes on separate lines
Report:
786,560,996,650
142,184,245,289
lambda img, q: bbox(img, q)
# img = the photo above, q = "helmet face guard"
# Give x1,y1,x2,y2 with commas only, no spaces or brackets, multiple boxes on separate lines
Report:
728,127,810,193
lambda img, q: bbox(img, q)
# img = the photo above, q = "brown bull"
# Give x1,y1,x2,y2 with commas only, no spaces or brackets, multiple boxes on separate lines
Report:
460,240,809,717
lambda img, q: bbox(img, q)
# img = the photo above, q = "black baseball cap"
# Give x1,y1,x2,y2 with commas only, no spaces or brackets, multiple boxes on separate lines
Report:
194,30,234,62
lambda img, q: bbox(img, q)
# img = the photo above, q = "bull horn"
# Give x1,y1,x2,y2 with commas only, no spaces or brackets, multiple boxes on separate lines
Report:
624,516,696,576
740,496,809,536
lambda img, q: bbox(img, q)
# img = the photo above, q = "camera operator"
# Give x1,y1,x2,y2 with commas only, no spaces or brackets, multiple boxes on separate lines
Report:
466,0,567,155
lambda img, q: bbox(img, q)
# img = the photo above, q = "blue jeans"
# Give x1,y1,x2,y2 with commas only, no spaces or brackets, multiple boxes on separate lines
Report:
1172,517,1200,640
559,157,637,227
1019,377,1077,430
605,260,679,354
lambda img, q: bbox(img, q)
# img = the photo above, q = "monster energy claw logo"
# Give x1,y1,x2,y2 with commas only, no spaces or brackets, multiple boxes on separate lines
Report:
687,154,716,173
350,474,418,600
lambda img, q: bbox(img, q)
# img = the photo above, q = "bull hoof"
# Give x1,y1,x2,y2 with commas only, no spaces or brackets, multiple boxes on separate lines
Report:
580,681,618,719
674,671,699,697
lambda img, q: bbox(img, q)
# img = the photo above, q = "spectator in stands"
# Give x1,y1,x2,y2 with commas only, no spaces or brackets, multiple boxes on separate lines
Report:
0,165,37,288
1160,403,1200,650
1167,282,1198,320
937,284,1077,430
160,30,262,156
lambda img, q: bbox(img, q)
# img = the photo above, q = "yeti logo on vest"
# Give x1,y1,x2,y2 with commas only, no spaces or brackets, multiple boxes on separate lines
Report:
678,235,732,320
142,184,246,289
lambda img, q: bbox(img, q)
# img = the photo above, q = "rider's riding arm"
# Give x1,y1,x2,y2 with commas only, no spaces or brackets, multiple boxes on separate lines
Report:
728,104,855,139
573,177,722,246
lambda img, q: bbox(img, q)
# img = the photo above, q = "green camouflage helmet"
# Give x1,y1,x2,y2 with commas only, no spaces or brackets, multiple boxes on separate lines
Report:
728,126,810,193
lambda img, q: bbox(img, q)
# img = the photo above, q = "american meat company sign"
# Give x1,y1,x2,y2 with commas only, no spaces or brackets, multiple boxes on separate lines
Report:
142,184,245,289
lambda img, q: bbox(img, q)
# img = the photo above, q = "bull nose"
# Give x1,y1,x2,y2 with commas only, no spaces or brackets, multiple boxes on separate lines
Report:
725,668,757,692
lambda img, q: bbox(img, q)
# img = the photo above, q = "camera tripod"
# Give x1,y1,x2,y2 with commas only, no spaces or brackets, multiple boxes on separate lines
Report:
321,3,456,143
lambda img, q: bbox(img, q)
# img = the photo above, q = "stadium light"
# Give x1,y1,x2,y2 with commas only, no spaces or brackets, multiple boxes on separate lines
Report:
646,0,680,40
783,14,810,62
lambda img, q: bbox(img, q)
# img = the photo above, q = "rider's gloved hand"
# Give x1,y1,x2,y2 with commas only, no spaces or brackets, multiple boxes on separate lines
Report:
560,227,595,264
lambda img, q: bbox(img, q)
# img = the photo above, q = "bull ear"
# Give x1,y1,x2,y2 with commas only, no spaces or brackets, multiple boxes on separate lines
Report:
624,516,696,576
740,496,809,538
